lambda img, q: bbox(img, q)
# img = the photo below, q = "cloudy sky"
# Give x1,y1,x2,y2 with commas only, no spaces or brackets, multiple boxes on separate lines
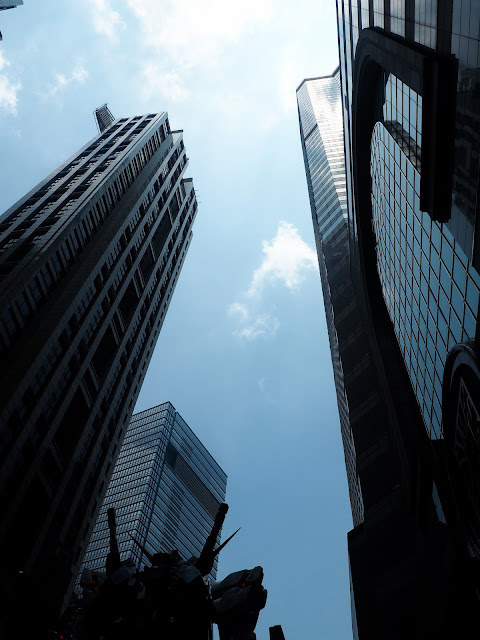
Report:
0,2,352,638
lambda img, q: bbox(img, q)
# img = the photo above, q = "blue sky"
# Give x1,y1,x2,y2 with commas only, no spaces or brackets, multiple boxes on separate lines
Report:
0,2,352,638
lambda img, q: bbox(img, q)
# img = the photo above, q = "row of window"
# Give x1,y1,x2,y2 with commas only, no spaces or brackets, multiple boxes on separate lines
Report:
1,126,184,433
0,116,170,347
0,116,155,259
93,203,195,432
72,198,196,571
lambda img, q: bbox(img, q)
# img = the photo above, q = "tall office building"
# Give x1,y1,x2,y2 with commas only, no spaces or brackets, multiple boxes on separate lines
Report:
79,402,227,592
305,0,480,636
297,71,405,532
298,68,425,638
0,110,198,622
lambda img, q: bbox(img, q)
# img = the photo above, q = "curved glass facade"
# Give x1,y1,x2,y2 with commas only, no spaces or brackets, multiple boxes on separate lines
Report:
337,0,480,634
337,0,480,439
371,121,480,439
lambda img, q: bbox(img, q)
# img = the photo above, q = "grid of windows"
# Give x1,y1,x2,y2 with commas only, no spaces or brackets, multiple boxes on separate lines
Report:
383,74,422,169
298,78,348,240
390,0,406,37
337,0,480,439
371,122,480,438
0,128,193,434
373,0,384,28
79,402,227,590
414,0,437,48
297,73,364,526
337,0,480,632
0,120,180,346
0,110,198,613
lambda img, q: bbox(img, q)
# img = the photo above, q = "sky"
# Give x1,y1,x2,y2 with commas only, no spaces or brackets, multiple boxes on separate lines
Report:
0,2,353,638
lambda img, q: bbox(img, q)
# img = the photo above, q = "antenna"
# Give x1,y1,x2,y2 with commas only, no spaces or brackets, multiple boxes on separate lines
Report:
213,527,241,556
127,531,154,565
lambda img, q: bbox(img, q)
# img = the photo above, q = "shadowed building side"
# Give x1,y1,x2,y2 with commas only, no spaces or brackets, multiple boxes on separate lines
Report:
0,109,198,627
335,0,480,635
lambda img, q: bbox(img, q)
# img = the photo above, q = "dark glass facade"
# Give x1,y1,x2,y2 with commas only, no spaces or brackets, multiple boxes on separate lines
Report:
333,0,480,636
0,112,198,622
79,402,227,590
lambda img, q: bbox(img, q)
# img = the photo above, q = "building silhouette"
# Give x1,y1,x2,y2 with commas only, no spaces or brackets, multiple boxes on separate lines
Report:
299,1,480,636
0,110,198,623
78,401,227,596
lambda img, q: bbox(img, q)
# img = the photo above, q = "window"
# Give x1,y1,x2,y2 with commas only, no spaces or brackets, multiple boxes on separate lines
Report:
16,292,31,319
2,308,18,336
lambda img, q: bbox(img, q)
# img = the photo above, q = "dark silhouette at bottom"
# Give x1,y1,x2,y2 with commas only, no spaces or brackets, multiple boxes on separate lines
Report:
54,503,282,640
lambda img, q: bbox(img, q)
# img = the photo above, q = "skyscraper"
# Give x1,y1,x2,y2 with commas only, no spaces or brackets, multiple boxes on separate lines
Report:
79,402,227,594
299,1,480,635
298,68,427,638
297,71,403,530
0,110,198,621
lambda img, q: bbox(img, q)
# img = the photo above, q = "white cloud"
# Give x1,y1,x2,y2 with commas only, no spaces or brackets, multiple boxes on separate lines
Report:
127,0,272,70
228,302,278,341
0,51,21,115
233,313,280,341
41,63,88,101
228,221,318,341
141,65,190,103
228,302,249,323
247,221,318,296
127,0,273,105
89,0,125,40
72,66,89,83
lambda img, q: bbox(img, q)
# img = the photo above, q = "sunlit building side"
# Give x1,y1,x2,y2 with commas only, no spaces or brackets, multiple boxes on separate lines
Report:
79,402,227,591
297,71,405,530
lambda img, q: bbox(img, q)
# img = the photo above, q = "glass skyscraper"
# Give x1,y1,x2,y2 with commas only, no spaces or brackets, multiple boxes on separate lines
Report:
298,66,427,638
79,402,227,588
0,110,198,624
299,1,480,636
297,71,364,527
298,71,420,538
337,0,480,444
